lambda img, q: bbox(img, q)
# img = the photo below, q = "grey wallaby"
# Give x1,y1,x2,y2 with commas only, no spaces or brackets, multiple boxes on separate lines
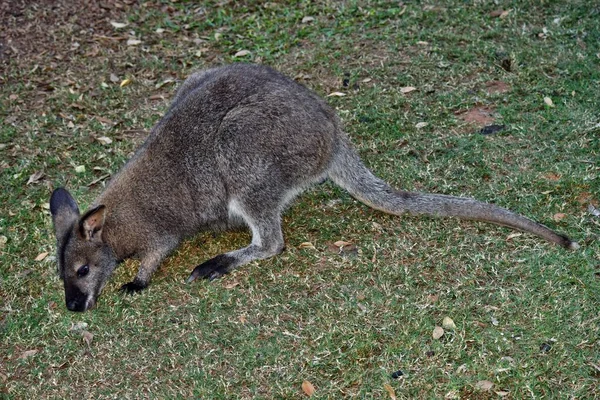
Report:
50,64,578,312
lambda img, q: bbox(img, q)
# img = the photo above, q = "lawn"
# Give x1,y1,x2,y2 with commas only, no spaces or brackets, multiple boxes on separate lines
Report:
1,0,598,398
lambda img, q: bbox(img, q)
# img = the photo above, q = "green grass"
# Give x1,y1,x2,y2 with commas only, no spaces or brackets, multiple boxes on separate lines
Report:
1,0,599,398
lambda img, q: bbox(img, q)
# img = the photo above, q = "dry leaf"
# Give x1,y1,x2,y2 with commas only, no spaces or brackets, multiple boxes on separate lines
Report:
475,380,494,391
442,317,456,330
96,136,113,145
82,330,94,346
156,28,165,34
553,213,566,222
110,21,128,29
495,390,510,397
75,165,86,173
302,380,315,397
415,122,428,129
362,78,372,83
543,172,561,181
234,50,251,57
544,96,554,107
224,281,239,289
327,92,346,97
19,349,38,359
120,79,131,87
506,232,523,241
302,16,315,23
432,326,444,339
87,174,111,187
427,294,439,303
383,383,397,400
445,390,459,399
0,235,7,249
70,322,88,332
109,73,119,83
35,252,49,261
27,170,44,185
333,240,352,247
127,39,142,46
489,9,504,17
298,242,316,249
499,10,511,18
400,86,417,94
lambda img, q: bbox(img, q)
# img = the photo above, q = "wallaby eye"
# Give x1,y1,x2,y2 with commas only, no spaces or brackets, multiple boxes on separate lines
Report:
77,265,89,278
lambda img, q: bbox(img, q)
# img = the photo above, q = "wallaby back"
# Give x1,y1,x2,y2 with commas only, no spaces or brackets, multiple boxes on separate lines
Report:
50,63,577,312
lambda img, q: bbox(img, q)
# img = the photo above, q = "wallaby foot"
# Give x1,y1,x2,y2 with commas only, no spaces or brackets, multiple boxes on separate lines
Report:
187,254,235,282
187,202,286,283
120,280,148,294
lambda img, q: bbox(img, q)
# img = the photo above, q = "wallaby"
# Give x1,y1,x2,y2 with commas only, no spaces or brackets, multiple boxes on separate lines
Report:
50,64,578,312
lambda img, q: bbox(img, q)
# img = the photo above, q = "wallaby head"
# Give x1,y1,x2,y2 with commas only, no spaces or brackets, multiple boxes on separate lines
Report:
50,188,117,312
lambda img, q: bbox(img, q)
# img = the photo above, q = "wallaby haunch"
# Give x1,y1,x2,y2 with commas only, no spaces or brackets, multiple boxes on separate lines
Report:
50,64,578,312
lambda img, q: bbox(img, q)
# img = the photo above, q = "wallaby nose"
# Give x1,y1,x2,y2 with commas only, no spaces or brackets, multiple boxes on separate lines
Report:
66,299,84,312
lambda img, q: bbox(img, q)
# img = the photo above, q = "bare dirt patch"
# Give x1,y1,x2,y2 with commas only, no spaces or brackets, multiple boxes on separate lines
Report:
484,80,510,94
455,106,496,126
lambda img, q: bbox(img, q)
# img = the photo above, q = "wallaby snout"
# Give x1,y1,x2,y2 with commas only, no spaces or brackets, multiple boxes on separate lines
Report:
65,283,91,312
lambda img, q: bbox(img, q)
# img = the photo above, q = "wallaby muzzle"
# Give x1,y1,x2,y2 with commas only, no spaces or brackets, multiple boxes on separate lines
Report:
65,284,92,312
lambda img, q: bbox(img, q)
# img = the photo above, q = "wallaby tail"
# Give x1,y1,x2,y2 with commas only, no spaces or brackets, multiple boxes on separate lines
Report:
328,136,578,250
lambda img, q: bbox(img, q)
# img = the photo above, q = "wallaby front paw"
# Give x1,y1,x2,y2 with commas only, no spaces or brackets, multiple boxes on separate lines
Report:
187,254,234,283
120,281,147,294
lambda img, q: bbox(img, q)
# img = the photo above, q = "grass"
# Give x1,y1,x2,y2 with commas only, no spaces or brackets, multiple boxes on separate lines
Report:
1,0,599,398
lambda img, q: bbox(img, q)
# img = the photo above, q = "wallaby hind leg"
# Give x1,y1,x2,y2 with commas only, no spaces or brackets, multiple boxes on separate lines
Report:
187,200,285,282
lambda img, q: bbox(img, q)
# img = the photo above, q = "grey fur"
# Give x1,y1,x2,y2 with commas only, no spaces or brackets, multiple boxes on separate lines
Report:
49,64,577,312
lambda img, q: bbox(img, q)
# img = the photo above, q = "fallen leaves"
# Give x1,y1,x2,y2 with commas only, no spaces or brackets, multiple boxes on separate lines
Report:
75,165,86,173
110,21,128,29
234,50,251,58
82,330,94,347
27,170,44,185
543,172,561,181
442,317,456,330
126,39,142,46
301,16,315,24
553,213,566,222
543,96,555,107
415,122,428,129
400,86,417,94
490,9,510,18
302,380,315,397
298,242,316,250
432,326,444,339
120,79,131,88
19,349,38,359
383,383,397,400
475,380,494,391
34,252,48,261
96,136,113,145
327,92,346,97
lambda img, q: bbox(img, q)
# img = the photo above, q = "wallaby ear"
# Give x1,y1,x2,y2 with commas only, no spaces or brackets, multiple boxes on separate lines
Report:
50,188,80,239
79,205,106,242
